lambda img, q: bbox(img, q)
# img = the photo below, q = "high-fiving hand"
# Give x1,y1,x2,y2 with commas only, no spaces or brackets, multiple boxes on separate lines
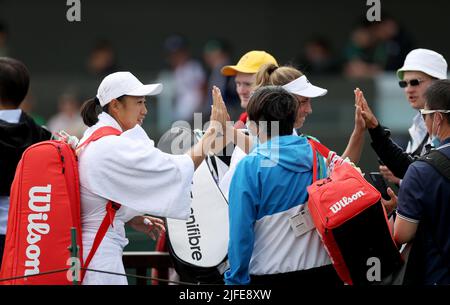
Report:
208,86,230,137
354,88,379,129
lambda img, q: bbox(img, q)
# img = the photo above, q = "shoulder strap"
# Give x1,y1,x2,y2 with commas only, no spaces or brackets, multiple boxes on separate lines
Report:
76,126,122,152
412,134,429,156
307,138,331,183
307,137,330,159
418,150,450,181
76,126,122,282
81,201,121,282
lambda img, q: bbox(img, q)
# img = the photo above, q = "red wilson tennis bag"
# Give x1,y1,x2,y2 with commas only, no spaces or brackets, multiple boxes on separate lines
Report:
0,127,121,285
306,139,403,285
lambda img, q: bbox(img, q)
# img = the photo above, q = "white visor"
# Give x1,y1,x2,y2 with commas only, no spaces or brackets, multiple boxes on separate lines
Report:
282,75,327,98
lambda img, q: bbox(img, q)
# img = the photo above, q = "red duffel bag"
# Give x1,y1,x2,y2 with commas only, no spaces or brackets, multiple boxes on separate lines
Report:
306,139,403,285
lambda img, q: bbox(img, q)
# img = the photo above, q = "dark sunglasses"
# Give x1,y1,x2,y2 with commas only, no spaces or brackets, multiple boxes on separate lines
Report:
398,79,424,88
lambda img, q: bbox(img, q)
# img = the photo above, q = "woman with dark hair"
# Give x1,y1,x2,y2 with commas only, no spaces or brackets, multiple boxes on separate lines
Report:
78,71,227,284
0,57,51,267
224,86,342,285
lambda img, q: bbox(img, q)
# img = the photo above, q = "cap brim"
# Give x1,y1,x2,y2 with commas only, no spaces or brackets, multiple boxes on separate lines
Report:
221,65,257,76
397,64,447,80
396,65,407,80
127,83,163,96
397,65,418,80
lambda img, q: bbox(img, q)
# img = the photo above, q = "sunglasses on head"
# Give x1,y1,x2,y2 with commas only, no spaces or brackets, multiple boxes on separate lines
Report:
398,79,425,88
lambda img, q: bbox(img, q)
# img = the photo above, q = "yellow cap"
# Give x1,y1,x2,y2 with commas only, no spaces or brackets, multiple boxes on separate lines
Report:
221,50,278,76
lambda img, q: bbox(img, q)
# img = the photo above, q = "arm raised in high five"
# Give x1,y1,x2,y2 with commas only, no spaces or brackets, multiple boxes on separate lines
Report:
187,86,229,169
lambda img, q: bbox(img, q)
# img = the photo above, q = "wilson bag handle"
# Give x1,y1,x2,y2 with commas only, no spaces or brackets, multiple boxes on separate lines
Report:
307,138,330,183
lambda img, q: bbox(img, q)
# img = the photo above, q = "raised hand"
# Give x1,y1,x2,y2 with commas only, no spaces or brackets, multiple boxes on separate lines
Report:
354,89,366,131
210,86,230,133
188,86,231,168
355,88,379,129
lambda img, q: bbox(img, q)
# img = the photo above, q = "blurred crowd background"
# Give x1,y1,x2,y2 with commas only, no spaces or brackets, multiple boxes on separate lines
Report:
1,0,449,251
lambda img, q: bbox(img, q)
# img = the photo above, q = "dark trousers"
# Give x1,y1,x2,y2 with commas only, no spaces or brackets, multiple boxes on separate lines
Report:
250,264,343,285
0,234,5,270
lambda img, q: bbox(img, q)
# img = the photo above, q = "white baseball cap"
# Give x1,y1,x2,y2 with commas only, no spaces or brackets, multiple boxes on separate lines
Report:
282,75,328,98
96,71,163,107
397,49,448,80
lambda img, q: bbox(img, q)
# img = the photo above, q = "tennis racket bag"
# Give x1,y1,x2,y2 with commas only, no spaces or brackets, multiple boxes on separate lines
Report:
165,156,229,284
158,127,229,284
0,127,121,285
306,139,403,285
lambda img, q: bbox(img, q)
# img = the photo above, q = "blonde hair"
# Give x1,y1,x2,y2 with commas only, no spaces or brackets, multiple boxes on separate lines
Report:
254,64,304,90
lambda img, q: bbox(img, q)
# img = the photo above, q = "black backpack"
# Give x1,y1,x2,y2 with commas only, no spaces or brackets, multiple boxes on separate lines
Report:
418,149,450,181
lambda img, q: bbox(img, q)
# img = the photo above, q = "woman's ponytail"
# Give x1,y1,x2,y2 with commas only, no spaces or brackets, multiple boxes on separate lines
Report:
81,97,102,127
254,63,279,90
256,65,303,88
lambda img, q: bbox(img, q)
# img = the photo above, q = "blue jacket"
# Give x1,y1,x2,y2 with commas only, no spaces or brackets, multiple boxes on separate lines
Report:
224,135,330,285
